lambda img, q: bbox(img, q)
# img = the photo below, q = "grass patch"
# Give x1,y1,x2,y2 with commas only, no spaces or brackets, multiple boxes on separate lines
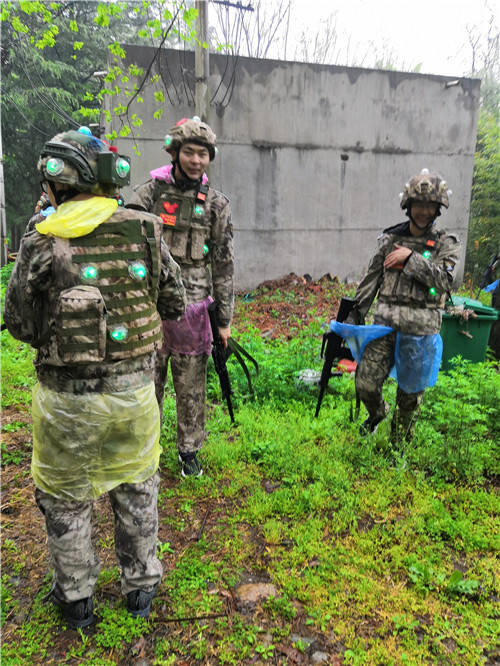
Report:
1,274,498,664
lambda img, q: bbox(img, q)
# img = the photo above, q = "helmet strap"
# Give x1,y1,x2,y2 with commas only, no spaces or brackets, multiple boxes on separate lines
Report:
47,182,80,206
172,156,201,191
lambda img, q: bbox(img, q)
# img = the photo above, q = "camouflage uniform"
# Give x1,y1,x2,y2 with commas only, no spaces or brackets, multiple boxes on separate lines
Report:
349,170,462,441
35,474,161,601
3,129,186,619
129,121,234,459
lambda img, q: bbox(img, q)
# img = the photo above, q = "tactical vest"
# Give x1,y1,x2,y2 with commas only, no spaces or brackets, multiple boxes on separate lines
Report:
378,229,449,309
151,181,212,268
38,214,163,366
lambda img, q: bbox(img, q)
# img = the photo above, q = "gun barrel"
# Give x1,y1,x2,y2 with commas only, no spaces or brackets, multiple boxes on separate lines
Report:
314,297,357,418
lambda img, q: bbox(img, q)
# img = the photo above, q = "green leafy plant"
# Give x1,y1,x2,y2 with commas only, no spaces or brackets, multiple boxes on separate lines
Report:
1,280,498,664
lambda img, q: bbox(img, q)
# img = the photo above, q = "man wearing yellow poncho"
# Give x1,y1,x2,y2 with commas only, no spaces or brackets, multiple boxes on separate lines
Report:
3,128,186,629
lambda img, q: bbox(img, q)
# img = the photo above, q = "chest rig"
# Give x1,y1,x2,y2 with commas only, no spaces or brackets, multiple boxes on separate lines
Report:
380,229,447,308
152,181,212,267
44,216,163,365
391,230,442,268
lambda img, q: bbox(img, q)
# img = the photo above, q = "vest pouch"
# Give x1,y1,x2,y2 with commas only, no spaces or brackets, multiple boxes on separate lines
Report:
170,228,189,259
55,285,107,363
190,227,207,260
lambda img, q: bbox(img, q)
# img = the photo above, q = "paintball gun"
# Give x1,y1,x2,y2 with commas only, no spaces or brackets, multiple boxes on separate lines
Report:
315,297,357,418
476,252,499,300
207,301,235,423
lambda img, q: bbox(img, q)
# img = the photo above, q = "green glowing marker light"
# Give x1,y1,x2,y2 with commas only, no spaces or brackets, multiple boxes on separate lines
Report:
116,158,130,179
203,244,209,255
80,265,98,281
194,204,204,217
110,325,128,342
423,250,431,259
429,287,437,296
164,134,173,147
46,157,64,176
128,261,147,280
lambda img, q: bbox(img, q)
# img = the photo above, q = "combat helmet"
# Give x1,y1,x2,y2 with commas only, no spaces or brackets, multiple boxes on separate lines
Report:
38,127,131,198
400,168,451,211
164,116,217,161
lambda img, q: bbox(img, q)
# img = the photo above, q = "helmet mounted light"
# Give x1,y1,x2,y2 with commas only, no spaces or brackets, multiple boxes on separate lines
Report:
46,157,65,177
97,153,131,186
77,126,93,136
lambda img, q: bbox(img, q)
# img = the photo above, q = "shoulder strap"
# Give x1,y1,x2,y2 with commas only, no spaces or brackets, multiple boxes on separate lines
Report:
142,217,160,302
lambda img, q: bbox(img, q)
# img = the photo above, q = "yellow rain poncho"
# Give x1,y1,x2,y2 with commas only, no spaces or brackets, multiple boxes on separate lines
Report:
31,370,161,501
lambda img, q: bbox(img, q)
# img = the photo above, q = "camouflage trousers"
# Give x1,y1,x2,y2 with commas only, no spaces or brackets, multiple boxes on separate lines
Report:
356,332,425,441
35,473,163,603
155,351,209,456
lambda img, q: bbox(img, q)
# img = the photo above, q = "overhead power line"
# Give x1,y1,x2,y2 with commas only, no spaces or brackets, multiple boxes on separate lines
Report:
211,1,254,10
2,92,52,136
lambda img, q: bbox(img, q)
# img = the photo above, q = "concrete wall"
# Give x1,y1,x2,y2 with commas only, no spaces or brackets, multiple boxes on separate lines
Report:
109,46,480,291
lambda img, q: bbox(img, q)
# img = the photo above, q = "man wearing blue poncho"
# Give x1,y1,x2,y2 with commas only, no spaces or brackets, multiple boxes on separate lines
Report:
345,169,462,442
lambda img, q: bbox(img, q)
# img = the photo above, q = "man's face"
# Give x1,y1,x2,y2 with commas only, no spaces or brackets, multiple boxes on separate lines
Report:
410,201,440,235
176,142,210,181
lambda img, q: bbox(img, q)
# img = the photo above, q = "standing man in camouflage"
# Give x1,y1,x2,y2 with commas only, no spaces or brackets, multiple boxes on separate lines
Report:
347,169,462,442
129,117,234,478
3,128,186,629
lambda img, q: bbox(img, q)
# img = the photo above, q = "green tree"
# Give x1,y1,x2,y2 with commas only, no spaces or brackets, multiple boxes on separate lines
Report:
2,2,109,237
465,108,500,286
1,1,197,248
464,8,500,288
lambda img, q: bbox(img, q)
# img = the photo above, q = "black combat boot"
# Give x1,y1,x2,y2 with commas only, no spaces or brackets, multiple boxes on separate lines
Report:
179,452,203,477
126,588,157,618
51,593,94,629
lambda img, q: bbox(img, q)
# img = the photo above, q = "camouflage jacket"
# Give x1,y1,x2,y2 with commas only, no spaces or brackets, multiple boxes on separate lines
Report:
129,175,234,327
3,205,186,393
352,221,462,335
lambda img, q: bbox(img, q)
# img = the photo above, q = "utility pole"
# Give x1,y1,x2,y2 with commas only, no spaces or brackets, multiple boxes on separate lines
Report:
195,0,210,123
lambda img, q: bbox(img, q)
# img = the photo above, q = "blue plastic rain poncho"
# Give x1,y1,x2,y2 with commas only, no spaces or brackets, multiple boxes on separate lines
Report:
330,321,443,394
484,279,499,293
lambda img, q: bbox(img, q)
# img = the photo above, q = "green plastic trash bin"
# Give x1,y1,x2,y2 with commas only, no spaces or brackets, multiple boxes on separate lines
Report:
440,297,499,370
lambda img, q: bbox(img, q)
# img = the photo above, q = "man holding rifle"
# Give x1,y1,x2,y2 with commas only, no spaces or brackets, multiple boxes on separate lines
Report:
345,169,462,442
130,117,234,477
